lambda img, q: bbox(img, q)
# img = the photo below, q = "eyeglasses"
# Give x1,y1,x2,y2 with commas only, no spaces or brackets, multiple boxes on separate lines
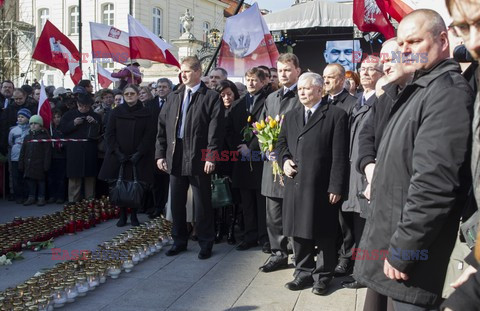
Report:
123,92,136,96
450,18,480,38
359,67,381,73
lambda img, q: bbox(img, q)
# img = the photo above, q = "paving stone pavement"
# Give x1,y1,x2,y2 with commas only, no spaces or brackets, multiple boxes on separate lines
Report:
0,200,366,310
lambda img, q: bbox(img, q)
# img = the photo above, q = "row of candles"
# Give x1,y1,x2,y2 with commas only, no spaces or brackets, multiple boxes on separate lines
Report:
0,217,173,310
0,197,120,256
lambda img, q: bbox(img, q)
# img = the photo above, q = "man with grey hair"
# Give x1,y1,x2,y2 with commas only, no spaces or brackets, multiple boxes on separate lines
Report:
335,55,383,279
277,72,348,295
209,67,228,89
354,9,474,310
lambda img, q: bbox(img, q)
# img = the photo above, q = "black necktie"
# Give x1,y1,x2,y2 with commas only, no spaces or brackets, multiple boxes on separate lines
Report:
159,98,165,109
246,95,253,113
305,110,312,125
328,96,337,105
282,89,290,99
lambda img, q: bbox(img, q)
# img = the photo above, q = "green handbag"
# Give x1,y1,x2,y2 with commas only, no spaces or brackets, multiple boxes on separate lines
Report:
211,174,233,209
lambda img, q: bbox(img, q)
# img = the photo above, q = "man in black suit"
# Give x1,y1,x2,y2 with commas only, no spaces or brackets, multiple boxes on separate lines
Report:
322,64,357,115
226,67,268,251
259,53,302,272
156,56,224,260
277,72,348,295
146,78,173,218
335,56,384,277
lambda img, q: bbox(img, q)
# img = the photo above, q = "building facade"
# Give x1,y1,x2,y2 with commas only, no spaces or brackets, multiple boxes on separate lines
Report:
18,0,230,89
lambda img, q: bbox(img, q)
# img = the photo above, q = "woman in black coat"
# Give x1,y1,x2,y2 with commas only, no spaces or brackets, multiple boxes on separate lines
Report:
99,84,156,227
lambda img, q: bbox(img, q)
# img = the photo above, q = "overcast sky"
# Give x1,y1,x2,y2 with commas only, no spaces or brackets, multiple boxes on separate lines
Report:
250,0,293,12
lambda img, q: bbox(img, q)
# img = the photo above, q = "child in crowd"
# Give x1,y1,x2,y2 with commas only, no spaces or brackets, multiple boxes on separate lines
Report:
47,109,66,204
8,108,31,204
19,115,51,206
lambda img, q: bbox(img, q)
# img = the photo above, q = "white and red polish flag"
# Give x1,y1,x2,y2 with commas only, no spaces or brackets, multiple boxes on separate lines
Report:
96,63,120,88
127,15,180,68
90,22,130,64
382,0,452,25
353,0,396,39
32,20,82,84
38,82,52,127
218,3,279,76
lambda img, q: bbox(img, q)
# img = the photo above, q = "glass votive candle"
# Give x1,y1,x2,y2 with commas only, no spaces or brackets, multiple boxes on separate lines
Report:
64,281,78,303
75,277,89,297
85,272,99,290
130,249,140,265
52,286,67,308
108,262,121,279
122,257,134,273
37,298,48,311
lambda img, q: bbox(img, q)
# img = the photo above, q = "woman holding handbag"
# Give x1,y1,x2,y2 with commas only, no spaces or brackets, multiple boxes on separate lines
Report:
99,84,156,227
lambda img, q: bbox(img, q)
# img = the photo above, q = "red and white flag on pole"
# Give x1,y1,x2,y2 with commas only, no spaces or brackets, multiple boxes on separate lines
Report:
218,3,279,76
96,63,120,88
128,15,180,68
353,0,396,39
90,22,130,64
382,0,452,25
32,20,82,84
38,82,52,127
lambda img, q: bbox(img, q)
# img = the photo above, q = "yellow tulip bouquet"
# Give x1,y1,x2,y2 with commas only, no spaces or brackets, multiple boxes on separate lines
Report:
242,114,285,185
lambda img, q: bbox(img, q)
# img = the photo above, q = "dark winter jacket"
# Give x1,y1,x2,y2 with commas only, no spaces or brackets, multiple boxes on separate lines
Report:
18,129,51,180
354,59,474,306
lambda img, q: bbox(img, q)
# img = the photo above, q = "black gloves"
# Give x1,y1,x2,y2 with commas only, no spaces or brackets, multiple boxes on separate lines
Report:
130,152,142,165
114,148,129,163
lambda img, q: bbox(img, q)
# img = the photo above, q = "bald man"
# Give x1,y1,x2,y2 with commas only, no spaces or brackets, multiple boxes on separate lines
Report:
353,9,475,310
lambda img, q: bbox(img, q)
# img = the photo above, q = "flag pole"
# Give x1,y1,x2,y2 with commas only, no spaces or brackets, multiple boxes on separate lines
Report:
203,0,245,76
78,0,82,76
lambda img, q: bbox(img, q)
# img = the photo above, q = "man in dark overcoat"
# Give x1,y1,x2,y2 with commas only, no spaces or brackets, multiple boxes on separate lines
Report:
145,78,173,218
59,94,102,203
353,9,474,310
277,72,348,295
259,53,302,272
156,56,225,260
226,67,268,251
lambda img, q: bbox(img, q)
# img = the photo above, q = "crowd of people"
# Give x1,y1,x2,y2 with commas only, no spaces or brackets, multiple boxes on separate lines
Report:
0,1,479,309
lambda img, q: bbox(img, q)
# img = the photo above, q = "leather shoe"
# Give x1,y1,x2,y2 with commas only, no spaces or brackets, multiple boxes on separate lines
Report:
236,241,258,251
334,262,351,275
341,280,366,289
198,248,212,260
262,242,271,254
166,245,187,257
259,258,288,272
312,281,329,295
285,276,313,291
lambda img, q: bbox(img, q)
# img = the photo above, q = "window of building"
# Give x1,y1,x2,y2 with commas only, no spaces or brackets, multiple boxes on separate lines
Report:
152,8,162,37
102,3,114,26
69,6,79,35
38,8,49,30
202,21,210,41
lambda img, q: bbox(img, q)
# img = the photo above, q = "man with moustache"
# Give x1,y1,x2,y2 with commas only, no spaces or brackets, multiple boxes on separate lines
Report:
277,72,348,295
442,0,480,310
354,9,474,310
259,53,302,272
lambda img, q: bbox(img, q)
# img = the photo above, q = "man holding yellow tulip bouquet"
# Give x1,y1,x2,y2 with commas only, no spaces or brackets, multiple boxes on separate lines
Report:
259,53,302,273
277,72,348,295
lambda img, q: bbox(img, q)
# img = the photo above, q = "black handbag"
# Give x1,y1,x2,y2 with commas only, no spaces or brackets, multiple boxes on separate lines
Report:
211,174,233,209
109,162,145,209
